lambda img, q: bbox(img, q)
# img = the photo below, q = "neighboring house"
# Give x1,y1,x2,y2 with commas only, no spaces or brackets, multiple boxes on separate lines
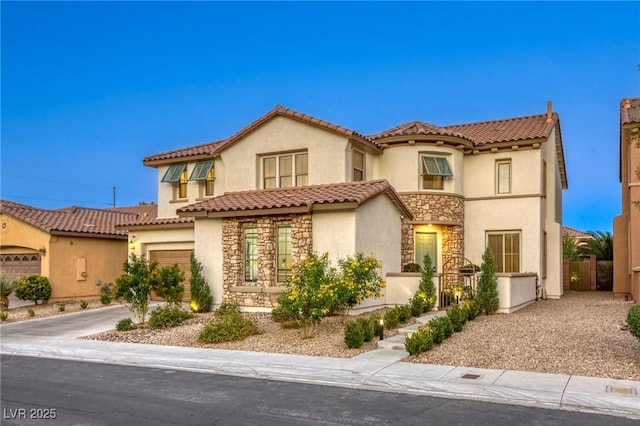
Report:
123,103,567,312
614,97,640,301
0,200,154,301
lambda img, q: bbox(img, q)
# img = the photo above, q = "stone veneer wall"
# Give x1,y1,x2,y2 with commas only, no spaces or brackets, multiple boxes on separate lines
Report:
222,213,312,308
399,193,465,272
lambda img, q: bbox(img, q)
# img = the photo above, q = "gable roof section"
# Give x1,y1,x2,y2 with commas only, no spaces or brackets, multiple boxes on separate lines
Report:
0,200,148,238
368,121,474,144
177,179,414,219
143,105,376,166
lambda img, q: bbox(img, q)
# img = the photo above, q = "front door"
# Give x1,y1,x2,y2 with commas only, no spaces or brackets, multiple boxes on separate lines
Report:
415,232,437,271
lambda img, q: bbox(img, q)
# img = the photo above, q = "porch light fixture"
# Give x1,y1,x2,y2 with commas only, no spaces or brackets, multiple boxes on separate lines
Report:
38,246,46,256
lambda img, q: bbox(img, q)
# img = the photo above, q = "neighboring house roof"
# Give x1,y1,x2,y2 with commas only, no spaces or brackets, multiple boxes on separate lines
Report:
621,97,640,125
177,179,414,219
143,105,376,166
0,200,148,238
109,203,195,228
563,226,594,240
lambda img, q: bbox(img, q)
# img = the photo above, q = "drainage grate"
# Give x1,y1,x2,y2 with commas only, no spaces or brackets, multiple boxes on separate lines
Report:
606,386,637,396
461,373,481,380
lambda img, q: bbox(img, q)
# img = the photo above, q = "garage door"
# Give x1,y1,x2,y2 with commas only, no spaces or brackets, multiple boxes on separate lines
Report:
149,250,192,301
0,254,41,279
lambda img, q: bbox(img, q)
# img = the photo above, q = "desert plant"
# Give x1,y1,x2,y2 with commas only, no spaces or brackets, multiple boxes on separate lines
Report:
27,308,35,317
116,317,134,331
199,310,259,343
0,274,17,311
148,305,191,328
562,235,581,261
419,254,437,313
402,263,422,273
57,301,66,312
14,275,52,305
153,264,185,307
189,252,213,313
343,320,365,348
476,246,499,315
0,312,8,321
114,254,157,323
405,326,435,355
628,303,640,340
356,317,375,342
80,300,89,309
579,231,613,261
100,283,113,305
336,253,386,316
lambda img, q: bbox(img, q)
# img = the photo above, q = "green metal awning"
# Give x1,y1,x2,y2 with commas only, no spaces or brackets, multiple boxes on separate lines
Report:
161,164,186,183
188,160,214,181
422,156,452,176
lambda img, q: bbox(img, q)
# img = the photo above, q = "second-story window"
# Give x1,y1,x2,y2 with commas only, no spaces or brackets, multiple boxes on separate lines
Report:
421,155,452,190
353,149,365,181
178,169,188,199
262,152,308,189
161,163,188,200
189,160,215,198
496,160,511,194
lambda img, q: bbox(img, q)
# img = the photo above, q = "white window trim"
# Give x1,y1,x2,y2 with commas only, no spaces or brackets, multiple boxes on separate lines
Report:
420,154,451,191
495,159,512,194
260,151,308,189
352,149,365,181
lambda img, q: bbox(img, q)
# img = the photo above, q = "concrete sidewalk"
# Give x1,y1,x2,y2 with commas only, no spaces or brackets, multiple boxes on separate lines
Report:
1,306,638,419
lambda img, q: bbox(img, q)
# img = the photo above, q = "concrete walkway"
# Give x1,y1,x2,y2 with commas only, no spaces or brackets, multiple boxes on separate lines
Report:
1,306,638,419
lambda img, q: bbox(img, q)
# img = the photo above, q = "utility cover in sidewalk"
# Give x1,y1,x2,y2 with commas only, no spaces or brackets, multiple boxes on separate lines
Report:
461,373,481,380
605,386,637,396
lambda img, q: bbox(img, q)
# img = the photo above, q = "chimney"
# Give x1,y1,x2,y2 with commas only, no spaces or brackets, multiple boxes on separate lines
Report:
546,101,553,123
623,99,631,109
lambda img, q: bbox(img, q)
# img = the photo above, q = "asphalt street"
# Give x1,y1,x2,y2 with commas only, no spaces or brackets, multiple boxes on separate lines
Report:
1,355,636,426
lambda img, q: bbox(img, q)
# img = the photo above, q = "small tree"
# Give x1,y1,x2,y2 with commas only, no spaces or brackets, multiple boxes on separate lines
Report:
336,253,385,316
114,254,157,323
189,252,213,313
153,264,185,307
14,275,51,305
418,254,437,312
476,246,499,315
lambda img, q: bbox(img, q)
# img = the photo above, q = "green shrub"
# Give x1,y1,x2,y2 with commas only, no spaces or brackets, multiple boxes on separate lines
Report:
100,293,112,305
336,253,386,316
405,327,435,355
402,263,421,273
27,308,35,318
14,275,52,305
383,308,400,329
419,254,437,313
216,303,241,316
199,310,259,343
397,305,412,323
343,320,365,348
153,264,185,307
116,318,134,331
270,306,293,322
57,301,66,312
148,306,191,328
0,312,8,321
357,317,375,342
427,317,445,344
189,252,213,313
628,303,640,340
435,316,454,339
462,299,482,320
100,284,113,305
80,300,89,309
114,255,157,323
410,293,426,317
447,304,467,332
369,313,383,335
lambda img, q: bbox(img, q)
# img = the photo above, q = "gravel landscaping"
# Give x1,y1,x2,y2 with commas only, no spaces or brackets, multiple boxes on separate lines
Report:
3,291,638,381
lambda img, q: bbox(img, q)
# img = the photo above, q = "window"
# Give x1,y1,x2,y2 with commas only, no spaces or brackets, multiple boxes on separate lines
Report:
496,160,511,194
487,232,521,273
277,226,292,282
189,160,215,197
421,156,451,190
262,152,308,188
178,169,188,199
244,227,258,282
353,149,365,181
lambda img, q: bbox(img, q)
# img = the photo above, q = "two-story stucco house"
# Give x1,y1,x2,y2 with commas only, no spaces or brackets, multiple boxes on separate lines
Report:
121,104,567,312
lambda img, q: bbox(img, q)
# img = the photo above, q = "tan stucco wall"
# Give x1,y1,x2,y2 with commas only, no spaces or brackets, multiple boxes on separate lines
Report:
128,227,195,258
378,145,463,194
194,218,224,307
312,210,356,260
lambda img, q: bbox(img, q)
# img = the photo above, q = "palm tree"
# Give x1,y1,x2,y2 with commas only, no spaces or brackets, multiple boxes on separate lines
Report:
579,231,613,260
563,235,581,261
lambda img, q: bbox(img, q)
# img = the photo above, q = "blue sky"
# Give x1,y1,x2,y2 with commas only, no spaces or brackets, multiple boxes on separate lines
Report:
2,1,639,233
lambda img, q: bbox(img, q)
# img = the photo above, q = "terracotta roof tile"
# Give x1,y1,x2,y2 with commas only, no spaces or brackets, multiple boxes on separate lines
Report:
177,180,414,219
621,97,640,125
443,113,557,145
0,200,148,237
367,121,473,142
563,226,594,240
143,139,226,164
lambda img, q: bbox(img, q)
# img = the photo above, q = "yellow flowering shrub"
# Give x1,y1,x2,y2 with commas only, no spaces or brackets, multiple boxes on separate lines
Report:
337,253,385,315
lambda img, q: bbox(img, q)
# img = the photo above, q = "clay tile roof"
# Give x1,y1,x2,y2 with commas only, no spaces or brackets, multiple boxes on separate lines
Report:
0,200,149,237
177,180,414,219
621,97,640,125
443,113,558,145
143,105,374,166
563,226,594,240
368,121,473,142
